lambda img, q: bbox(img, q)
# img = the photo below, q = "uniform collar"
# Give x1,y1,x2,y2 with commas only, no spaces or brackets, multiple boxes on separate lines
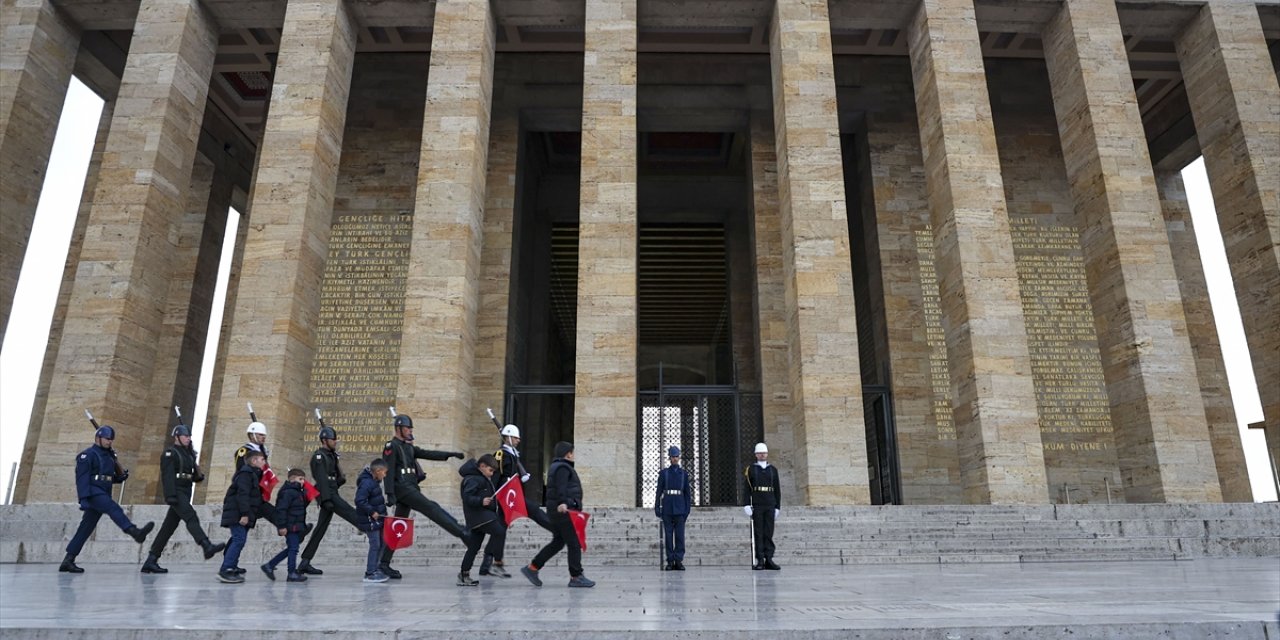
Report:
755,461,770,469
502,444,519,456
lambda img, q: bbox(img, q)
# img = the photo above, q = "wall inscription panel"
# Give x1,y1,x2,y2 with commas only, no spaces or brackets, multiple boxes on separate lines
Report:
914,228,955,442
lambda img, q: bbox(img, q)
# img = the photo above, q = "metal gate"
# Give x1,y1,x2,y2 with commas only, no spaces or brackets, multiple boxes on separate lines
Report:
637,385,761,507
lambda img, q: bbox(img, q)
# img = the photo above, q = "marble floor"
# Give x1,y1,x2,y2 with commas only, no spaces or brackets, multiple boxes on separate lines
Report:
1,558,1277,637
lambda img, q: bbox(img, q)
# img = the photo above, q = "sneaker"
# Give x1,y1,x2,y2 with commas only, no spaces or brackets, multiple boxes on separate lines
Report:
568,575,596,588
520,565,542,587
286,572,308,583
480,564,511,578
457,572,479,587
231,566,247,575
378,564,402,580
260,563,276,581
363,571,390,583
217,569,245,584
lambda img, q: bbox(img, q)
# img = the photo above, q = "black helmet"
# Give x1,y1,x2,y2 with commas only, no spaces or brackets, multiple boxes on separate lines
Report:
318,426,337,441
393,414,413,428
95,425,116,440
170,424,191,438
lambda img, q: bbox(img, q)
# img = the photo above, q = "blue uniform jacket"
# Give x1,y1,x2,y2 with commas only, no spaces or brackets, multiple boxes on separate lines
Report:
655,464,692,517
75,445,123,503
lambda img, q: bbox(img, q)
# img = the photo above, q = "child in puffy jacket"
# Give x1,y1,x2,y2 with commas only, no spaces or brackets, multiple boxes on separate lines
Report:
261,468,311,583
355,459,390,583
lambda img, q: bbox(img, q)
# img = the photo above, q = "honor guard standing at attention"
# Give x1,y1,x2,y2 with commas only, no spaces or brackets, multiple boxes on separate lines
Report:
142,417,226,573
60,418,156,573
493,420,553,532
379,411,472,579
743,442,781,571
654,446,692,570
297,409,364,576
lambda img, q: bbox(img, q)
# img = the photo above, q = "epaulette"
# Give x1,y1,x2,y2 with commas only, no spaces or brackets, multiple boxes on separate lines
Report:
235,446,247,460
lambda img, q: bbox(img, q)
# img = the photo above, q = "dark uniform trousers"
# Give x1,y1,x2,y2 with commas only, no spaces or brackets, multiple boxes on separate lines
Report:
149,486,208,556
531,510,583,577
301,495,362,561
380,488,471,566
751,508,776,561
662,515,687,563
67,494,133,556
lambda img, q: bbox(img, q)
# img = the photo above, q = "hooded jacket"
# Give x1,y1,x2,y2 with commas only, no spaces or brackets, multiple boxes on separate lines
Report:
354,466,387,531
221,465,265,528
274,480,309,533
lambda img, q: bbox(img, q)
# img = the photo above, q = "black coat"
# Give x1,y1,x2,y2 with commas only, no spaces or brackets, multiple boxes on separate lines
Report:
458,459,500,530
221,466,265,528
309,447,345,503
743,463,781,510
381,438,459,504
159,444,201,504
275,481,308,533
544,458,582,512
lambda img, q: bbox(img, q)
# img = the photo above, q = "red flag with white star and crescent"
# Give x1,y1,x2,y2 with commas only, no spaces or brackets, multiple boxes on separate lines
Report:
382,516,414,550
496,475,529,526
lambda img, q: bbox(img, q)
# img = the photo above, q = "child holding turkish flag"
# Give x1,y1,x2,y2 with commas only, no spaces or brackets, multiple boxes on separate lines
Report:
520,442,595,588
354,460,391,583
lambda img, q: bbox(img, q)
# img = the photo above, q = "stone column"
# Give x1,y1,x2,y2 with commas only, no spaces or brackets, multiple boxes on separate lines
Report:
25,0,217,503
13,99,112,504
769,0,869,504
1177,3,1280,464
1042,0,1220,502
469,114,517,455
749,114,798,505
0,0,79,341
573,0,637,506
1156,171,1252,502
396,0,496,495
905,0,1047,504
207,0,356,492
130,151,233,502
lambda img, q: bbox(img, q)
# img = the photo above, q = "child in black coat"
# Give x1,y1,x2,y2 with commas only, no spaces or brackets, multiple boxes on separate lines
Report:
355,459,390,583
261,468,311,583
457,454,508,586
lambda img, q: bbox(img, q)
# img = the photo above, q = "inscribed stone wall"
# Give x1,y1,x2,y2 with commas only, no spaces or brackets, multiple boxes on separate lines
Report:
308,54,426,483
988,59,1119,504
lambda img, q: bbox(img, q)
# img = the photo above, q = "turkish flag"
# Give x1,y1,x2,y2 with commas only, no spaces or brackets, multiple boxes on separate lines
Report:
383,516,414,550
259,467,279,502
570,510,590,551
301,480,320,503
496,475,529,526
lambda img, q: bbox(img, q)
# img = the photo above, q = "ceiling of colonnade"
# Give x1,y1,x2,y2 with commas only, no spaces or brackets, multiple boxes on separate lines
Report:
58,0,1280,163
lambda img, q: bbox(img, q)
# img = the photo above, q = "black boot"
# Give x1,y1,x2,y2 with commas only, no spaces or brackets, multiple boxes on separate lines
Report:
126,522,155,544
59,554,84,574
201,539,226,560
296,560,323,576
140,554,167,574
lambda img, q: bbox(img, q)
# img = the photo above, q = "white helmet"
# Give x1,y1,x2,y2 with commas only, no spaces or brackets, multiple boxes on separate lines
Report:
500,424,521,438
247,421,268,436
754,442,768,454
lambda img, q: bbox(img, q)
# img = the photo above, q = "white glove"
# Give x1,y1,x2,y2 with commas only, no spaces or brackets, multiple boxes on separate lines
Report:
774,509,780,519
743,505,753,517
520,473,530,483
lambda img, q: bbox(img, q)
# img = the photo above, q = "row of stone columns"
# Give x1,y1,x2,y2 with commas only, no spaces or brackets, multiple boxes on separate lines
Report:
4,0,1275,504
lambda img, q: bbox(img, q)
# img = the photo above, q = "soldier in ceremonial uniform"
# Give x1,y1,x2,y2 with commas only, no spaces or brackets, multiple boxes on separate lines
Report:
379,413,471,579
495,424,553,533
654,446,692,570
743,442,781,570
297,424,364,575
60,425,155,573
141,424,226,573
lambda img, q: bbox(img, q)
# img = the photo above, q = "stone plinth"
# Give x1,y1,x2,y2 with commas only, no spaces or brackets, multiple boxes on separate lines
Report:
573,0,638,507
1177,3,1280,467
1043,0,1220,503
397,0,497,494
769,0,870,505
0,0,79,341
26,0,217,503
207,0,355,492
906,0,1047,504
